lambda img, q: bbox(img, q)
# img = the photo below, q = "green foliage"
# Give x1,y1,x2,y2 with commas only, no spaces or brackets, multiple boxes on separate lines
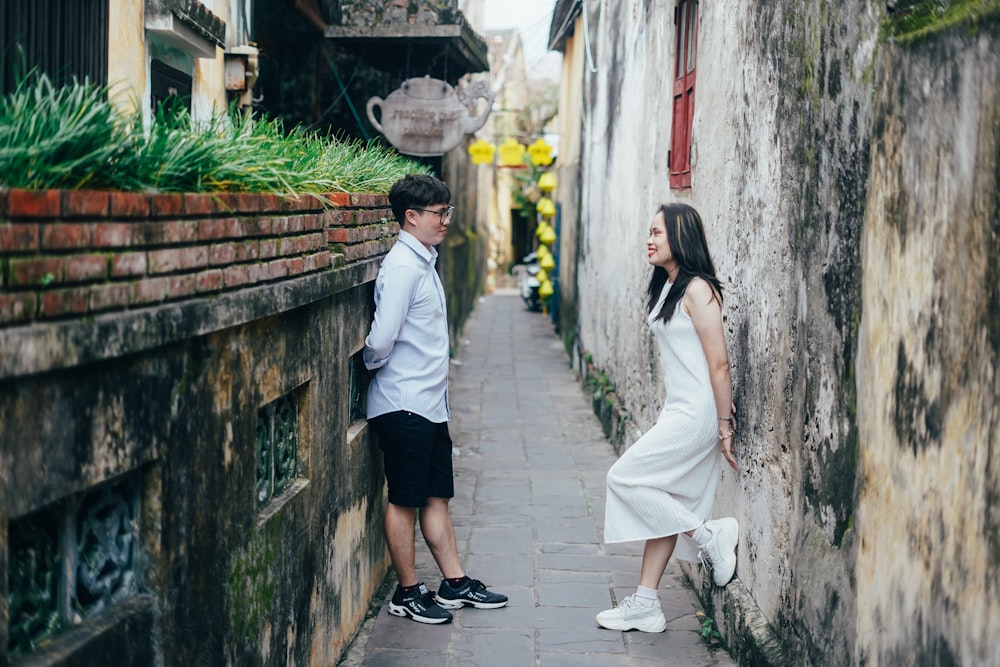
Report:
880,0,1000,43
314,138,431,194
586,370,615,398
0,72,430,194
697,614,723,648
0,74,137,190
228,522,279,643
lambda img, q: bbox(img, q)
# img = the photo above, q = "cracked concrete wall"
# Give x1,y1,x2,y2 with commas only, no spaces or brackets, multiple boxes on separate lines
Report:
569,0,999,663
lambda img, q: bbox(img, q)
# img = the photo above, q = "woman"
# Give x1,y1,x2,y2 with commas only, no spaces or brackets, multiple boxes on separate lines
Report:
596,203,739,633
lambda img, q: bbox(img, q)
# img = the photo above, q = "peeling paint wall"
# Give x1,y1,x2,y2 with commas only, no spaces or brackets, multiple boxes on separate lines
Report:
555,18,585,351
740,3,877,663
567,0,999,663
108,0,231,125
857,21,1000,666
192,0,229,118
108,0,147,116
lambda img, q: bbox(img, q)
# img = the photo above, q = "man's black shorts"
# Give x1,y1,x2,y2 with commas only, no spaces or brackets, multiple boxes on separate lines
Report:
369,411,454,507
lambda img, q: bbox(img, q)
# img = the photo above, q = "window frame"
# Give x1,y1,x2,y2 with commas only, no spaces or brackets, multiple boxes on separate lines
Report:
1,0,110,95
150,58,193,120
668,0,698,190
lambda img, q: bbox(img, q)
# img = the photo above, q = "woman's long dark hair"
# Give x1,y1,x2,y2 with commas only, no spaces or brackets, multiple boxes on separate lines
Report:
646,203,723,323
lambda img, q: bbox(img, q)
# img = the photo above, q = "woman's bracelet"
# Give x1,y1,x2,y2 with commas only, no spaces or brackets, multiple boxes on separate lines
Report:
718,429,735,441
718,416,732,422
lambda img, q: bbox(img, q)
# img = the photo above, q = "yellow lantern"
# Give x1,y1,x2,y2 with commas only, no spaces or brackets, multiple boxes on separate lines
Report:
498,138,526,167
539,225,556,246
468,138,496,165
540,252,555,271
535,221,550,239
538,280,554,298
536,244,550,258
537,171,557,193
527,138,554,167
537,197,556,218
535,268,548,283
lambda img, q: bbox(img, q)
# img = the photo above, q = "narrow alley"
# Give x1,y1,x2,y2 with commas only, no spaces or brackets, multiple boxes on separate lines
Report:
339,290,735,666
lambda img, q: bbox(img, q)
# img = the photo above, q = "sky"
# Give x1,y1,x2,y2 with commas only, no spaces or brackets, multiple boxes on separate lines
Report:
482,0,561,81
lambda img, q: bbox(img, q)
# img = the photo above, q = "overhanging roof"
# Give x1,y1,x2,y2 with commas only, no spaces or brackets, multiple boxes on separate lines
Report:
548,0,582,52
325,18,489,83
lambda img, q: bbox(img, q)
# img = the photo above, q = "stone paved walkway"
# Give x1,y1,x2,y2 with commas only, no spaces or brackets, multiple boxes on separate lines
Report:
339,290,735,666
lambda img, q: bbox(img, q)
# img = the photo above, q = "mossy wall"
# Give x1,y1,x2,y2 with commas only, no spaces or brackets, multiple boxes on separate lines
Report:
737,2,875,663
0,201,391,666
855,10,1000,664
569,0,999,664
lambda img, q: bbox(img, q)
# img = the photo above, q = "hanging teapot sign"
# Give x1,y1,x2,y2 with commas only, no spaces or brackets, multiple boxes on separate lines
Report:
366,76,494,157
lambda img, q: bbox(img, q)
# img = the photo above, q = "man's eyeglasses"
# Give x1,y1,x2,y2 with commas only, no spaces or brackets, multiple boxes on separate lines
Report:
411,206,455,222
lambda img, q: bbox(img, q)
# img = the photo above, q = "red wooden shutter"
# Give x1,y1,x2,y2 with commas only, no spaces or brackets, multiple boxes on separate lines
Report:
669,0,697,189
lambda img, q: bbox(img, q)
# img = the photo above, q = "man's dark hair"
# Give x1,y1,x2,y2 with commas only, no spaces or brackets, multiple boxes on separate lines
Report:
388,174,451,224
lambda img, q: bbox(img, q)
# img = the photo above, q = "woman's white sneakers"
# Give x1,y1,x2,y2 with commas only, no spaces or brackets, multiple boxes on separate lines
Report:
699,517,739,586
597,519,738,633
595,594,668,633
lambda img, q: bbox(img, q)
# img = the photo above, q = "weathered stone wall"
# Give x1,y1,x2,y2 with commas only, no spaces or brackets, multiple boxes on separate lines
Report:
856,17,1000,665
568,1,999,664
0,191,395,665
725,3,877,664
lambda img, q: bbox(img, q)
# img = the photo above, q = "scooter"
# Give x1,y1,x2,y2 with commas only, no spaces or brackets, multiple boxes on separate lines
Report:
512,252,542,312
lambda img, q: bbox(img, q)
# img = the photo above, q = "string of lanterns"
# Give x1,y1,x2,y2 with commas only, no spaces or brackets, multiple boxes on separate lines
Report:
534,168,556,303
469,136,558,309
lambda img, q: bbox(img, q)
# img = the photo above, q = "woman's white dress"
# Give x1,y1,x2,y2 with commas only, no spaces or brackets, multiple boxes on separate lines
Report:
603,282,721,562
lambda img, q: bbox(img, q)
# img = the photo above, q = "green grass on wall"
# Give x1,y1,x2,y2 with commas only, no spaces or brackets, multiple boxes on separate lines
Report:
0,73,431,195
881,0,1000,43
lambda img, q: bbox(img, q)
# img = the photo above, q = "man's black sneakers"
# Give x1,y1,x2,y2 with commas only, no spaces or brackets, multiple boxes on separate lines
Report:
387,583,453,624
434,577,508,609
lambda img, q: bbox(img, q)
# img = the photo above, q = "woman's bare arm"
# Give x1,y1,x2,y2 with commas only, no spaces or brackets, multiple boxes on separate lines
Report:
685,278,737,470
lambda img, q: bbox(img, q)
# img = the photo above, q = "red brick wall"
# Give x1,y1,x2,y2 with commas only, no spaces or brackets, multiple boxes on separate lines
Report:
0,189,397,324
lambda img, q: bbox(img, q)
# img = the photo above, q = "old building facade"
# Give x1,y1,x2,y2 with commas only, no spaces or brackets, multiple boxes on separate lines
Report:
1,1,495,665
1,190,398,665
549,1,1000,664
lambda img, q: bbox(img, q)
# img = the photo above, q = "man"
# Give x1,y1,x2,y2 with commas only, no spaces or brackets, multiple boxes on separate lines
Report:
364,174,507,624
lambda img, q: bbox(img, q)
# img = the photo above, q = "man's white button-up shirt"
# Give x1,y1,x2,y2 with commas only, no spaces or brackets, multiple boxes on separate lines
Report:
363,230,450,423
